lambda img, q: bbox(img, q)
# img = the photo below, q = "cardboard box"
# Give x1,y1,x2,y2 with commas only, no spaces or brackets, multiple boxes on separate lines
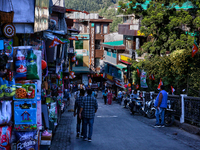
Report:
41,133,52,140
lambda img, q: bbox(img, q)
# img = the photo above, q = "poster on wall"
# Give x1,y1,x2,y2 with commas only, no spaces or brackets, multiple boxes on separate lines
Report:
140,70,148,88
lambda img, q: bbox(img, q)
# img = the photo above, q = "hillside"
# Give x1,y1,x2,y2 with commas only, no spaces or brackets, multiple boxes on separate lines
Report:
65,0,119,12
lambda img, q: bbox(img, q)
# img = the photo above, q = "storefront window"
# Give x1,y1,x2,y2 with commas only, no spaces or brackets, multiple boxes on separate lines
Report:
112,52,116,58
75,40,83,49
117,69,122,79
107,51,111,56
126,39,132,50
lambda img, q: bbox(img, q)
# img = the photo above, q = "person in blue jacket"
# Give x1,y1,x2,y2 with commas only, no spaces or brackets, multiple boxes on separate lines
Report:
154,85,168,127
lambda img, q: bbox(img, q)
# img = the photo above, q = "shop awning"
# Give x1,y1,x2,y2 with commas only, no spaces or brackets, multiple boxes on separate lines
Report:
101,40,125,50
116,63,127,70
72,67,90,73
106,80,114,85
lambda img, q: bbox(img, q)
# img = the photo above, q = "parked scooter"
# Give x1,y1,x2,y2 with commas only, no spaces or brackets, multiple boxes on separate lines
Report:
143,99,156,119
128,95,144,115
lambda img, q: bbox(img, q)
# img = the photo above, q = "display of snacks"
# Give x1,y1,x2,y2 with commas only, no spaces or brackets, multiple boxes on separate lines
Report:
14,84,37,100
14,124,37,131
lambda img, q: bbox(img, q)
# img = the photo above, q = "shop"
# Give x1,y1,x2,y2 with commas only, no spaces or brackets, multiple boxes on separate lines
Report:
0,1,72,150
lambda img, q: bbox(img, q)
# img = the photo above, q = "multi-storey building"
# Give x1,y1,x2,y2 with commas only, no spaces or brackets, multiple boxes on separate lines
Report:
66,12,112,85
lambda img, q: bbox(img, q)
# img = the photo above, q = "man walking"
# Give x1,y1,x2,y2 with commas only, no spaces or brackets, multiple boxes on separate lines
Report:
154,85,168,127
74,89,85,138
79,89,98,142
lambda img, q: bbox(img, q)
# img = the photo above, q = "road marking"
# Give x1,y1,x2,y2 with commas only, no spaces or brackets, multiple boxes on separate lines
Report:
97,115,118,118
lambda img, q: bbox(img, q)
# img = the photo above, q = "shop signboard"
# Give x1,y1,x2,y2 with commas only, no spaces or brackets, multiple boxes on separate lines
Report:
75,49,88,56
90,23,95,72
115,78,124,88
120,55,132,64
140,70,148,88
105,74,113,82
34,0,49,32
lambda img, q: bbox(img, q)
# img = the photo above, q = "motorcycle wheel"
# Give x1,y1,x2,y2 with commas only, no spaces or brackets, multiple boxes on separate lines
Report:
147,109,155,119
165,112,175,127
138,108,145,116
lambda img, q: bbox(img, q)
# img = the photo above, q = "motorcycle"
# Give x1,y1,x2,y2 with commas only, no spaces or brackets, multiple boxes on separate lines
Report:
143,99,156,119
128,96,144,115
164,100,175,127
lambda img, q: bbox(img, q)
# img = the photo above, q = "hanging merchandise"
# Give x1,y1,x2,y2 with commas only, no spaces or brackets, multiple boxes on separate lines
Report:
49,102,57,123
3,24,16,38
14,83,37,100
4,39,13,62
0,50,8,70
0,101,12,125
0,126,12,147
14,101,37,131
4,78,16,100
41,59,47,70
15,131,38,150
26,49,39,80
15,49,27,80
0,77,5,100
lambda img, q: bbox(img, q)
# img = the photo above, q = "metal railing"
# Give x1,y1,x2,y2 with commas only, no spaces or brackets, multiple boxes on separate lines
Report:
184,96,200,124
144,92,200,126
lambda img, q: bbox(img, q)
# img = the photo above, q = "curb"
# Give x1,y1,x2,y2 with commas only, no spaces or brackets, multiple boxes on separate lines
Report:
174,120,200,135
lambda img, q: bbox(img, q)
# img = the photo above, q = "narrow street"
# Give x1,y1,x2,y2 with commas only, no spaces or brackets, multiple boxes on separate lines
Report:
51,92,200,150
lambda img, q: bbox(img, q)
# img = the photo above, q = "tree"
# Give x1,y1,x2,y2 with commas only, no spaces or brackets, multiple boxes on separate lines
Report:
118,0,200,56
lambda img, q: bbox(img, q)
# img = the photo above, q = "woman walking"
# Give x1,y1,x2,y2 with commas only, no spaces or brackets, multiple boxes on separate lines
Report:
103,90,108,104
107,90,112,105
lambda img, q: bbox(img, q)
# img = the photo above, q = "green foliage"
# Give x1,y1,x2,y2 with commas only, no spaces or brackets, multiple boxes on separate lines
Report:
133,49,200,96
65,0,118,12
99,8,123,32
118,0,199,56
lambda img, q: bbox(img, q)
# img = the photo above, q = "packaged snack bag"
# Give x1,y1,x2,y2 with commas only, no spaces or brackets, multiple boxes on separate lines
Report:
26,49,39,80
15,131,38,150
15,49,27,79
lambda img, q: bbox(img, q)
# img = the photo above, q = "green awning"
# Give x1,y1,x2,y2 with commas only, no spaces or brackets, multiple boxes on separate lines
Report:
102,40,124,46
116,64,127,70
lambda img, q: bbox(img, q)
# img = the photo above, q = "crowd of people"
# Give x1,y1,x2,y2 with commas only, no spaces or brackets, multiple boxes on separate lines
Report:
69,81,168,142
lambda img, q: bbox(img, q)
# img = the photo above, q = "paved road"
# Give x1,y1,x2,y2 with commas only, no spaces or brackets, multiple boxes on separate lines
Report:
71,92,200,150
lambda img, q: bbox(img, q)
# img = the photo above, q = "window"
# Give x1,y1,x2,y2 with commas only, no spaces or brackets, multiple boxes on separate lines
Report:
126,39,132,50
103,24,108,34
107,51,111,56
95,40,101,49
112,52,116,58
95,24,101,34
75,40,83,49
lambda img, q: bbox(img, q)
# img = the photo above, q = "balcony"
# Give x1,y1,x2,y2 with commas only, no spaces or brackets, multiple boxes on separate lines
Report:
118,24,140,36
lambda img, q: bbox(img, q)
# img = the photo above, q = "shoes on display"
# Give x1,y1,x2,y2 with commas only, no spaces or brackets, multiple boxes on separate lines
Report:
42,130,51,136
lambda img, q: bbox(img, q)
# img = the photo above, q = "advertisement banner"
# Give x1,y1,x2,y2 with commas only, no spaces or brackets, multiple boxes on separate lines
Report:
140,70,148,88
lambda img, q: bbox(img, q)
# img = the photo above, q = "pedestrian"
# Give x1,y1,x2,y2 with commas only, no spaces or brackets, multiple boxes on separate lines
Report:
79,89,98,142
103,90,108,104
107,90,112,105
154,85,168,127
74,89,85,138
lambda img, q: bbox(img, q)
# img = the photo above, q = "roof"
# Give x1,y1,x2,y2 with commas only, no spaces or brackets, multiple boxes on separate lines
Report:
90,19,113,23
102,40,125,50
116,63,127,69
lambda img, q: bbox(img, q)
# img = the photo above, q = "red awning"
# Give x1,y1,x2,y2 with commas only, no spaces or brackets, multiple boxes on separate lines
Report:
66,9,89,14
